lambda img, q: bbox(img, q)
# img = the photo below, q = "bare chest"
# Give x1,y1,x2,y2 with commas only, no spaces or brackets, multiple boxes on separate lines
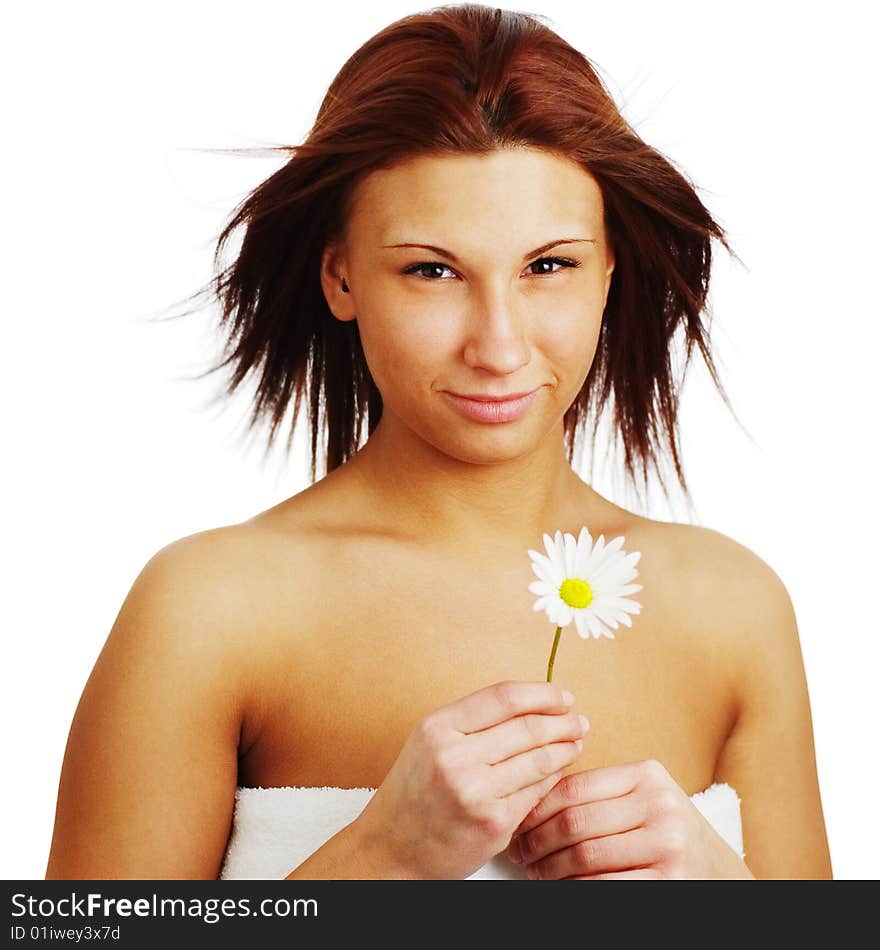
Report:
237,534,737,796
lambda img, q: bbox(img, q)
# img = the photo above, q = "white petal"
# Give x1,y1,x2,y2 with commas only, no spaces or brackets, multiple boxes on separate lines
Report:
575,527,598,574
595,609,620,629
590,557,640,595
583,536,609,577
580,611,596,638
529,556,558,585
592,595,641,619
588,612,609,639
588,548,628,582
545,533,566,577
527,548,551,568
563,532,578,576
616,583,643,596
608,597,643,613
599,605,632,627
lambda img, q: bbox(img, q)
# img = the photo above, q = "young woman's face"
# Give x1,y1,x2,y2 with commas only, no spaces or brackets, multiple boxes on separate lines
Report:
321,146,615,463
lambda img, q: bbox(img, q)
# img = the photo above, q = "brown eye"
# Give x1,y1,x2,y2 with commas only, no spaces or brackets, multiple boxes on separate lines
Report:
402,262,455,280
401,256,579,281
525,256,579,276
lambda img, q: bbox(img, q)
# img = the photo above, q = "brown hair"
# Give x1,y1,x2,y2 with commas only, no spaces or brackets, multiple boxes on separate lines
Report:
162,3,747,510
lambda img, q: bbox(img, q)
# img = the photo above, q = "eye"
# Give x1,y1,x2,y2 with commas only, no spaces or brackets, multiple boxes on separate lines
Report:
402,261,456,280
525,256,580,276
401,256,580,281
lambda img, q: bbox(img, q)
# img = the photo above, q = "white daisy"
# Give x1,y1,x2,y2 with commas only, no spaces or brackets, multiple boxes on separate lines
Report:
527,527,643,680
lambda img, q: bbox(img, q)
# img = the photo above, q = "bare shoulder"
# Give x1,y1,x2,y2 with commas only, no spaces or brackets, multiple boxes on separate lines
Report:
635,519,799,703
635,521,833,878
134,523,267,620
127,525,278,677
659,521,793,610
133,519,323,692
642,518,780,577
670,522,796,650
657,525,832,877
627,517,793,618
666,522,808,713
46,512,345,877
144,516,323,613
45,523,279,878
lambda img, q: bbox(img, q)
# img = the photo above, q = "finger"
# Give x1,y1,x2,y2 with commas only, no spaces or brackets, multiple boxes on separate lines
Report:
513,762,644,836
489,738,582,798
511,793,645,865
467,710,588,765
565,868,662,880
503,769,567,827
436,680,575,733
527,827,659,880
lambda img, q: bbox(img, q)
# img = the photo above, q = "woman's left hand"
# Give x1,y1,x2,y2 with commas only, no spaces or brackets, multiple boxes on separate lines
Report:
504,758,755,879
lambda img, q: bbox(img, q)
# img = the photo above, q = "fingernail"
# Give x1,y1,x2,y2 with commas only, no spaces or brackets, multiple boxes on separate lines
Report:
578,713,590,733
575,738,584,751
508,839,523,863
562,690,574,706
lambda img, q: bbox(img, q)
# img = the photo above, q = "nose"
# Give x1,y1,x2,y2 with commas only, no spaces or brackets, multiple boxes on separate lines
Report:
461,284,532,376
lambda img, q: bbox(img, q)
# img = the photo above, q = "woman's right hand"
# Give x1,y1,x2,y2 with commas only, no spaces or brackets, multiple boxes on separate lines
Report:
353,680,590,879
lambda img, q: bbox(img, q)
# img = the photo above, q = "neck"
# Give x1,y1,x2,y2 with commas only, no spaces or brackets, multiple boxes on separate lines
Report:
343,410,612,557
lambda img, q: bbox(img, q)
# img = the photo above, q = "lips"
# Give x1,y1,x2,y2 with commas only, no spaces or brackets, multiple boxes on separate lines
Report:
449,390,536,402
441,388,540,423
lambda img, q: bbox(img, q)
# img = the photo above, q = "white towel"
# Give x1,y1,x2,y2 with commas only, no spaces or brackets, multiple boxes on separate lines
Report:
220,781,743,879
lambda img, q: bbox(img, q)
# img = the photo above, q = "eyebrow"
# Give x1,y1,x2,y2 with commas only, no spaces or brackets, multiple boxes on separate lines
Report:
380,237,596,262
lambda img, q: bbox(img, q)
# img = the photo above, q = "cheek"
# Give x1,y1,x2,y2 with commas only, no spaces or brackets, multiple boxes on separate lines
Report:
538,304,603,376
357,310,448,394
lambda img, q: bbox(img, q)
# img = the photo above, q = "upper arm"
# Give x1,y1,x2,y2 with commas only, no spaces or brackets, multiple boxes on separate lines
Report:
706,534,833,879
45,530,253,879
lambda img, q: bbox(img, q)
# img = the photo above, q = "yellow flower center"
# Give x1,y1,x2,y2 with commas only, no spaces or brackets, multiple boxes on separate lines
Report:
559,577,593,609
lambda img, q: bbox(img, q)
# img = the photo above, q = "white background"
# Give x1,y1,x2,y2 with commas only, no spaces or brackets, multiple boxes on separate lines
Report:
3,0,877,879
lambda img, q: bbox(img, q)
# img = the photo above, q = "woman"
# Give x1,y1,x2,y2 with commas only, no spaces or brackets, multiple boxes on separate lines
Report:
44,3,832,880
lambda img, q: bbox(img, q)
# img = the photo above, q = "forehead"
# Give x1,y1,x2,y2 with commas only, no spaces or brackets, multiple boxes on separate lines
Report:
346,147,605,239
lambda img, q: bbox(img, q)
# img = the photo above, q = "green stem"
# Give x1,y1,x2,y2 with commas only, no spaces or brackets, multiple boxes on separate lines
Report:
546,625,563,682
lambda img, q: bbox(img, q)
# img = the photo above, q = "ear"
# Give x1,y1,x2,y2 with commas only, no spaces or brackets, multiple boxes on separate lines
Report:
320,241,357,322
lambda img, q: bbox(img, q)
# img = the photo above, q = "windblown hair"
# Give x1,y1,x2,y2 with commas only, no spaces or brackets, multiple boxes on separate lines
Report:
166,3,745,509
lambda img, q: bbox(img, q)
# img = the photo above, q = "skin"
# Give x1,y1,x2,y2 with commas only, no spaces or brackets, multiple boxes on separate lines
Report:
44,147,832,880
